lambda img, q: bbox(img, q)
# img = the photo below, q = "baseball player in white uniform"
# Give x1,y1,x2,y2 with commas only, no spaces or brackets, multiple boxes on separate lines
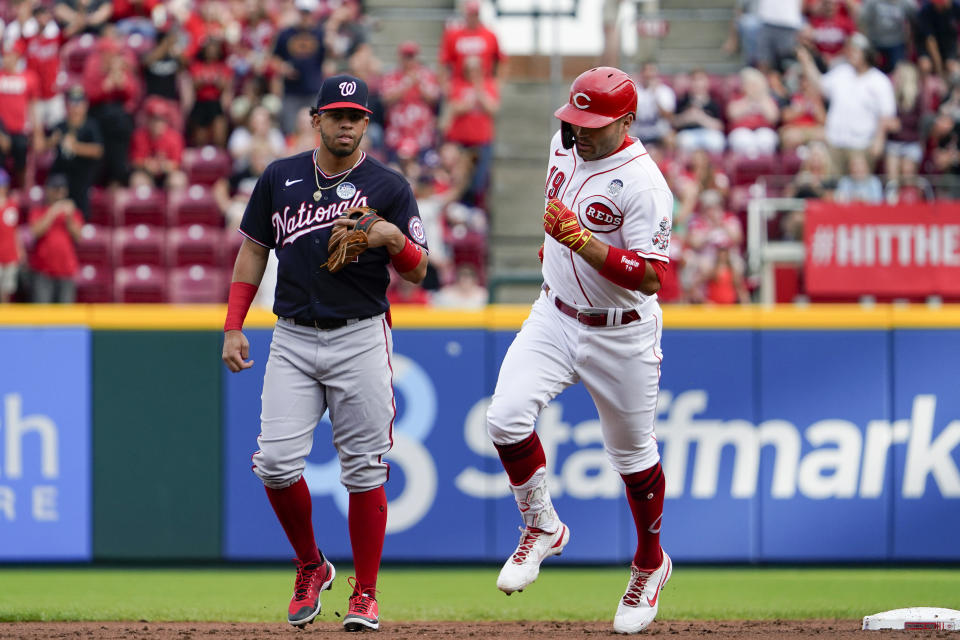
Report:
486,67,673,634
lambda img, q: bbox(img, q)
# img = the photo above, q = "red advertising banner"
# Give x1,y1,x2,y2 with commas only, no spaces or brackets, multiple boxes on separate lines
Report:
804,201,960,297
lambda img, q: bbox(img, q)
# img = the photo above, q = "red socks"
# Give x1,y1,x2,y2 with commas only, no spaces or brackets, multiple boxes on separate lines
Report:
622,463,666,572
349,486,388,595
494,432,547,485
265,477,321,565
266,479,387,594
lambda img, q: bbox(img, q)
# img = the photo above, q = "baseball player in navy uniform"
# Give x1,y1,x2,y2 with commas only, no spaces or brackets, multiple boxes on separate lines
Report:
222,74,428,631
486,67,673,634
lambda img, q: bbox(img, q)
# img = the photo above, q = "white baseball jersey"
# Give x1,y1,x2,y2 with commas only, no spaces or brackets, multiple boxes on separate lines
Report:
485,131,674,477
542,130,673,310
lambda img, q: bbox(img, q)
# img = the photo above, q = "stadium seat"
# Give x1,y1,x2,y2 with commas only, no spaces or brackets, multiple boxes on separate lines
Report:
115,186,167,227
450,231,487,284
88,187,116,227
137,96,184,133
75,224,114,270
168,185,222,227
114,264,168,303
222,227,244,268
182,146,231,186
167,224,222,267
168,265,228,303
60,34,97,75
726,153,777,186
76,264,114,303
33,149,55,187
113,224,167,267
17,185,45,217
778,149,803,176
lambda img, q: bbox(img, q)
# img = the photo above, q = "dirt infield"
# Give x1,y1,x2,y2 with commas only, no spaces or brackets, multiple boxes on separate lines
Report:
1,620,957,639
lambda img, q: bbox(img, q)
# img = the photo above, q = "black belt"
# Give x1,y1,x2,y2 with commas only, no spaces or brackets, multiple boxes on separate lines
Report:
544,285,640,327
288,315,375,330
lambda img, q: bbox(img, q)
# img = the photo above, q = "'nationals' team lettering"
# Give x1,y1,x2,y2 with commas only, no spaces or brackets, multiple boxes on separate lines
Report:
239,149,427,321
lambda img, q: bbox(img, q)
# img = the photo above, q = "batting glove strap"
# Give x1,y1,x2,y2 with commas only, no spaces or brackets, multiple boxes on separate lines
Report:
544,198,592,254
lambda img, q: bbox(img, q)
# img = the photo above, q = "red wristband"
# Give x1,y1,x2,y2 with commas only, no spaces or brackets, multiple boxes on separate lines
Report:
224,281,258,332
599,247,647,290
390,236,422,273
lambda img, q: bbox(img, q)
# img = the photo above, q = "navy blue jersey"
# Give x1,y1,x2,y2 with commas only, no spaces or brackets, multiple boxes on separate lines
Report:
239,150,428,320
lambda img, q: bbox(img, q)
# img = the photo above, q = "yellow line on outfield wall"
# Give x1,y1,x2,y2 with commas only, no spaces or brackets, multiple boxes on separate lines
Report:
1,303,960,329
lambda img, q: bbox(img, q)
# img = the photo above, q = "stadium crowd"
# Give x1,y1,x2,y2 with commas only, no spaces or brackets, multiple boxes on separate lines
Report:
0,0,958,305
638,0,960,303
0,0,499,305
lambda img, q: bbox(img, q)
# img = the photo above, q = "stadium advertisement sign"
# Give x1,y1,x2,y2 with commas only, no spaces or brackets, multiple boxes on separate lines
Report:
804,201,960,297
0,329,91,561
222,328,960,562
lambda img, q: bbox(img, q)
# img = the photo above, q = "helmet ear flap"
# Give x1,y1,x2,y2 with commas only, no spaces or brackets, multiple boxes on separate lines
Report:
561,121,575,150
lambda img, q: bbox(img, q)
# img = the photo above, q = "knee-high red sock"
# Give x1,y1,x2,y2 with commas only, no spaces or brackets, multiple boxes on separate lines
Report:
622,463,665,572
348,486,387,594
494,432,547,485
265,477,321,565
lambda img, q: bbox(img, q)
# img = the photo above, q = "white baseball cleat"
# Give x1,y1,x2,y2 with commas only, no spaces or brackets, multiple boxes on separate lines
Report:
613,550,672,634
496,522,570,594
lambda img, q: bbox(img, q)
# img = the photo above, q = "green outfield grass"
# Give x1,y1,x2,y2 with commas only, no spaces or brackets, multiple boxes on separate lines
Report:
0,566,958,622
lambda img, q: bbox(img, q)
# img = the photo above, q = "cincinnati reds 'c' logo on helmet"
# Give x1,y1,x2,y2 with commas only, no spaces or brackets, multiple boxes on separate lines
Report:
580,198,623,233
339,81,357,96
554,67,637,128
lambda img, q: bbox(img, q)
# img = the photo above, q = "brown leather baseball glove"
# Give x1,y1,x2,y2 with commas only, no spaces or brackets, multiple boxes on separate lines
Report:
322,207,384,273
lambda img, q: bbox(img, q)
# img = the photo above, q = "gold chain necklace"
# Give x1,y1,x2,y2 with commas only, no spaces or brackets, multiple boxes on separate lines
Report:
312,148,363,202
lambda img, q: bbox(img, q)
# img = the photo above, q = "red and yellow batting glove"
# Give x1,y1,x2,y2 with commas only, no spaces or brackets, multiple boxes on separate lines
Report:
544,198,592,253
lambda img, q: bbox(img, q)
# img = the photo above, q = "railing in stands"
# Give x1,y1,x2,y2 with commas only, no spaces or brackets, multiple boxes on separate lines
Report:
746,197,806,305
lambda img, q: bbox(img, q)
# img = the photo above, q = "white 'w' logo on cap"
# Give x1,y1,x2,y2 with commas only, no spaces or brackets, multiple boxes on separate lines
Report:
339,81,357,96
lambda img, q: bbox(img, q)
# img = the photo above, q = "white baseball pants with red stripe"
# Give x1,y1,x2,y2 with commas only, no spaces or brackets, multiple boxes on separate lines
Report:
486,291,663,475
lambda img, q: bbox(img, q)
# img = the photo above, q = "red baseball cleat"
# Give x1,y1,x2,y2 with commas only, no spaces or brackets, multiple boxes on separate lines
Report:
287,553,336,628
343,577,380,631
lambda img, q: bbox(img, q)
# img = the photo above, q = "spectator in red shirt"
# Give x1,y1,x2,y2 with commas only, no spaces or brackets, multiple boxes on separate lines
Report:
441,55,500,207
83,27,140,187
130,100,187,189
0,169,24,303
779,71,827,150
187,36,232,147
382,41,441,161
705,246,750,304
802,0,857,67
28,174,83,303
24,4,64,132
684,189,746,304
438,0,505,86
0,47,41,185
726,67,780,156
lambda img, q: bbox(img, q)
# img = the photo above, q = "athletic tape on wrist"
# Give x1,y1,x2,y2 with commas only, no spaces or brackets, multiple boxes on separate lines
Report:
224,281,258,332
390,236,422,273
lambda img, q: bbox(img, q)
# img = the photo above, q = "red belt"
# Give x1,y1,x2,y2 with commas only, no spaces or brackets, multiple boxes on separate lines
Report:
546,287,641,327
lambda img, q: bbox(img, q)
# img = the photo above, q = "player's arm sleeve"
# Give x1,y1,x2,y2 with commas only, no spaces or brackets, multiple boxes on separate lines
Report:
386,178,429,252
238,166,276,249
621,187,674,264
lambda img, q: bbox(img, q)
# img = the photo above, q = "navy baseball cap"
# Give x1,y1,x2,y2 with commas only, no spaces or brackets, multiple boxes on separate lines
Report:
315,74,372,114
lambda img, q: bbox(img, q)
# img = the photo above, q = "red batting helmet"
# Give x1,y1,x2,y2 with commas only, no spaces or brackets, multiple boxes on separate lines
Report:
554,67,638,128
